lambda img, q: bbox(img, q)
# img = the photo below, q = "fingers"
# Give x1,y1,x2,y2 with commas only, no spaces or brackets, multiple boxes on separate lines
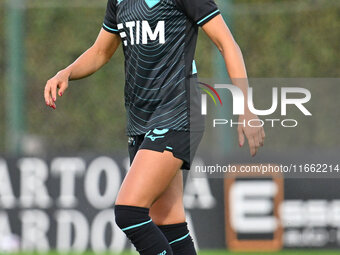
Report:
253,132,260,148
252,133,260,157
261,128,266,142
44,79,57,109
238,118,266,157
44,72,69,110
260,129,265,146
44,82,52,106
259,131,264,146
44,81,55,109
58,82,68,97
247,136,257,157
238,127,245,147
244,127,265,157
50,81,58,104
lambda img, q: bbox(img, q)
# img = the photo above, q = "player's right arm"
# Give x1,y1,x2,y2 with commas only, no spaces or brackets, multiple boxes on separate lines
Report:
44,29,121,109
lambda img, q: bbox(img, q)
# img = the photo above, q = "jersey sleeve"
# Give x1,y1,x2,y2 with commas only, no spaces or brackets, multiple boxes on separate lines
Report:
102,0,119,34
174,0,220,26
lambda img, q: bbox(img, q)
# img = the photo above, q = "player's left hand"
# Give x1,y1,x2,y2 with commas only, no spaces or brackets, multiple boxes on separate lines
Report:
237,111,265,157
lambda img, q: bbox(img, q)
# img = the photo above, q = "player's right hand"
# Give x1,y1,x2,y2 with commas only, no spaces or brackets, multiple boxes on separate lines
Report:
44,70,70,109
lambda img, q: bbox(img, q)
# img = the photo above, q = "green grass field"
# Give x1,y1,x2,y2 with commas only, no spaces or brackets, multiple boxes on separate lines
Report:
197,251,340,255
10,251,340,255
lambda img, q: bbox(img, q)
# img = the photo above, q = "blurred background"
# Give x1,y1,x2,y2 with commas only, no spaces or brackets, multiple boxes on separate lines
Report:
1,0,339,155
0,0,340,254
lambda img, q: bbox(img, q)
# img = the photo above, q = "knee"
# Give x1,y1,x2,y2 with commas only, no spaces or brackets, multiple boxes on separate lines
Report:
114,205,150,229
114,205,126,228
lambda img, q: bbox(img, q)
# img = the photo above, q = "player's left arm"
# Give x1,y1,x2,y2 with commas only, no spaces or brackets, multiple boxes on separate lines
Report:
202,15,265,156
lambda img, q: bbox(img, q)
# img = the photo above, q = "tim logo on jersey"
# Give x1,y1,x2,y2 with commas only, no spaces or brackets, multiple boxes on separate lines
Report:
118,21,165,46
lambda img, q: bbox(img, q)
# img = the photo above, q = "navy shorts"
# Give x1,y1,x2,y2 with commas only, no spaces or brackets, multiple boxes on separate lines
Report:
128,129,203,170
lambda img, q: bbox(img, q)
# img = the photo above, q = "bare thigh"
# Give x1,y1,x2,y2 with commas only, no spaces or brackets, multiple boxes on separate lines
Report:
150,170,186,225
115,149,183,208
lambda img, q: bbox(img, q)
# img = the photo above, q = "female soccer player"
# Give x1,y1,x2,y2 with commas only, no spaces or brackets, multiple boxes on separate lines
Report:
44,0,265,254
